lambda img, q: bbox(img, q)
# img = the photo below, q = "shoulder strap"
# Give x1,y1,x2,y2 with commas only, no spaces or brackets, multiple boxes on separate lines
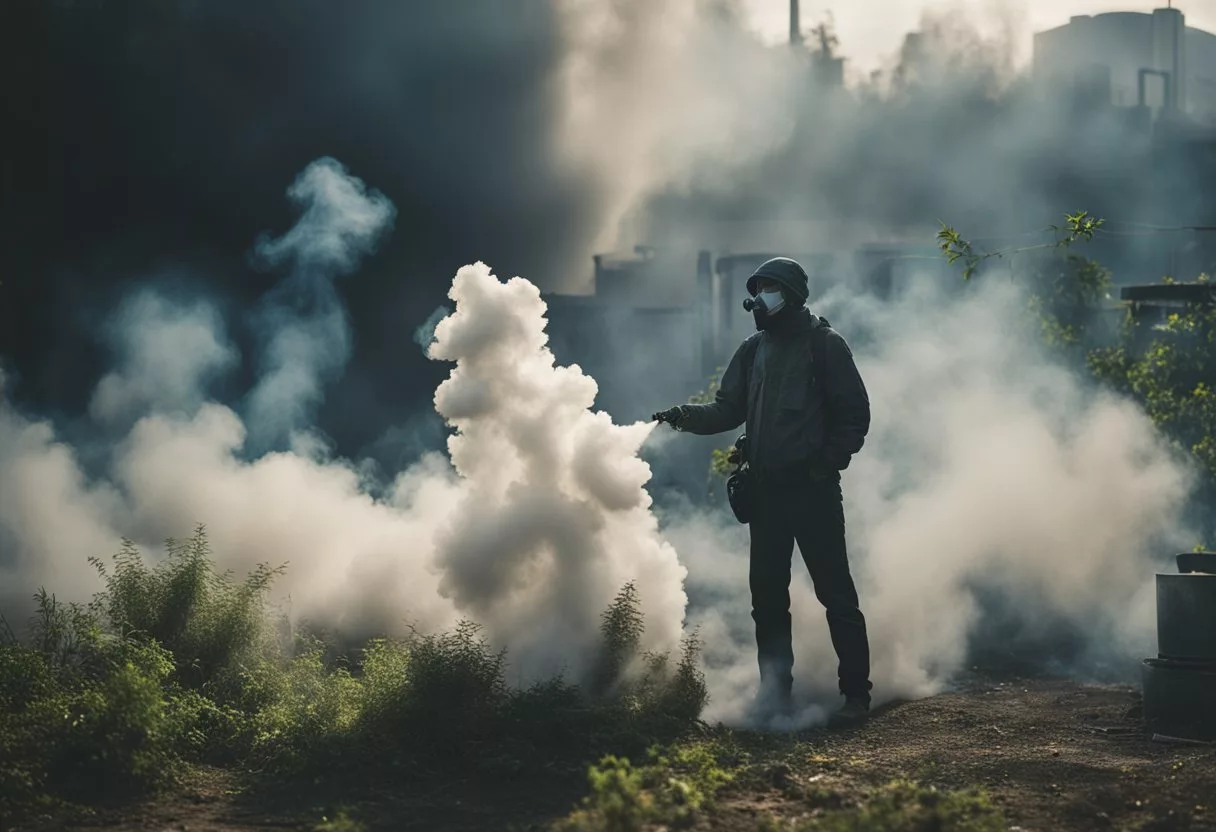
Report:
743,333,762,377
812,318,831,393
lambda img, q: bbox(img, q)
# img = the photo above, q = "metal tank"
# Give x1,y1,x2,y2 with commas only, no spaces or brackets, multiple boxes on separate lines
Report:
1142,552,1216,741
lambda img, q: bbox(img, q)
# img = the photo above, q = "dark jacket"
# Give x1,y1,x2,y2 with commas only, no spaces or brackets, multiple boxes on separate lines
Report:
679,308,870,478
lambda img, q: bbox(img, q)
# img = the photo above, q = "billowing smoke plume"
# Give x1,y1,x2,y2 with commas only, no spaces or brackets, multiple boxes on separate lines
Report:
0,161,686,684
3,0,1212,731
553,0,801,252
548,0,1208,726
552,2,1206,265
427,263,687,673
245,157,396,451
660,274,1194,727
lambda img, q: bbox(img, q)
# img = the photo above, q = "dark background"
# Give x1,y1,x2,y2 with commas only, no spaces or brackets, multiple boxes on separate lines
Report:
0,0,599,459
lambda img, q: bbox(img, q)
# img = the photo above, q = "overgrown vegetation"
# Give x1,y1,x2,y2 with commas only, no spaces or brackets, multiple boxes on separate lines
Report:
1088,274,1216,485
552,741,1006,832
756,780,1005,831
0,527,708,827
940,214,1216,539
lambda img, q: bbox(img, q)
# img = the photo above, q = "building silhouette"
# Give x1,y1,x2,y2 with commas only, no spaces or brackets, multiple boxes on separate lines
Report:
537,4,1216,461
1034,7,1216,123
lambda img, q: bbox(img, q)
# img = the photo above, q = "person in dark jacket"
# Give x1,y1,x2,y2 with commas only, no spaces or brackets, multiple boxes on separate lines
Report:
652,257,872,725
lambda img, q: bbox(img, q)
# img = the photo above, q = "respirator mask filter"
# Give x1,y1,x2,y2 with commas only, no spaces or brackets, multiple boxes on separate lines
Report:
743,288,786,328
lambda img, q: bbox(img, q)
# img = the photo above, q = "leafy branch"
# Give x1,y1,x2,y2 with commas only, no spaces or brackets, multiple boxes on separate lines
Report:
937,211,1105,280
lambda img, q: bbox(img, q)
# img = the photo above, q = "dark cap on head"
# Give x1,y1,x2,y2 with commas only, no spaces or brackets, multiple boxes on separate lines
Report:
746,257,810,305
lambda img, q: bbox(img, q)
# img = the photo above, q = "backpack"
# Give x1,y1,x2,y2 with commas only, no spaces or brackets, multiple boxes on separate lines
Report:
740,315,832,394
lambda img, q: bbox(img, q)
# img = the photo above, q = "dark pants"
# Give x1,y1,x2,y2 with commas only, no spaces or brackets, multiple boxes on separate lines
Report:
749,474,872,702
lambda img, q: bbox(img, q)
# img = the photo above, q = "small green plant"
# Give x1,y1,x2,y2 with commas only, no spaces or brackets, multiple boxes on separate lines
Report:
687,367,739,491
314,807,366,832
587,583,709,727
794,779,1005,831
554,739,744,831
591,582,646,697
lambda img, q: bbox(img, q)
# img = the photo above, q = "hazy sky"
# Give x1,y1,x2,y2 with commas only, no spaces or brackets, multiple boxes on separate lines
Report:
741,0,1216,76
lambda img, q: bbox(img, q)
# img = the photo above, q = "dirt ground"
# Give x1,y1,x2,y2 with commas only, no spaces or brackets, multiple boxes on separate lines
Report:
26,673,1216,832
707,674,1216,832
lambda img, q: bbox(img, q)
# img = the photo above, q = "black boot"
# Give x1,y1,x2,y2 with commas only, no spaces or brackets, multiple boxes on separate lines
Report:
828,696,869,727
748,679,794,721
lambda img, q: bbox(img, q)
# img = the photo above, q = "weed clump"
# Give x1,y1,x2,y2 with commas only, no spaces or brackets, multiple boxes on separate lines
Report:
590,582,709,731
752,779,1006,832
554,739,744,831
825,780,1005,831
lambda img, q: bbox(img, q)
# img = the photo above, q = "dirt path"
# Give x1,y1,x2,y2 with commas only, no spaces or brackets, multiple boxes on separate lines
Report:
711,676,1216,831
38,676,1216,832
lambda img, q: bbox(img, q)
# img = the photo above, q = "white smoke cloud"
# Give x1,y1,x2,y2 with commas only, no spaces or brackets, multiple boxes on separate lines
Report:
0,381,129,609
553,0,802,257
657,273,1194,728
530,1,1203,728
1,0,1207,733
0,161,689,685
252,157,398,277
427,263,688,676
245,156,396,451
844,278,1192,694
90,291,238,428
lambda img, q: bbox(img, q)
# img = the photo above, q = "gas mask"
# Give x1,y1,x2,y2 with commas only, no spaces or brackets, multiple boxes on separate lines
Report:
742,288,787,329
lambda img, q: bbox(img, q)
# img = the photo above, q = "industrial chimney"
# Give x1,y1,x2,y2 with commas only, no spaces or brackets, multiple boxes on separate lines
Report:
1152,6,1186,111
790,0,802,46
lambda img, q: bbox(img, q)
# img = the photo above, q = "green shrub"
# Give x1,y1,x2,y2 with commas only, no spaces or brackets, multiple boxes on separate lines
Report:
588,582,709,729
314,807,367,832
241,645,360,769
554,739,742,831
40,658,176,800
162,684,250,764
351,619,509,755
1,654,181,812
88,525,285,695
0,642,55,713
1,532,712,822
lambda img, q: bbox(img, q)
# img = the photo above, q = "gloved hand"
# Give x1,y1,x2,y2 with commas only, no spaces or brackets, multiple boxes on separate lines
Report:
652,406,685,428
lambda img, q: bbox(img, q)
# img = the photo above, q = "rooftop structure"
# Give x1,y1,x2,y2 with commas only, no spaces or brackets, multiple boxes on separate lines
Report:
1033,8,1216,123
